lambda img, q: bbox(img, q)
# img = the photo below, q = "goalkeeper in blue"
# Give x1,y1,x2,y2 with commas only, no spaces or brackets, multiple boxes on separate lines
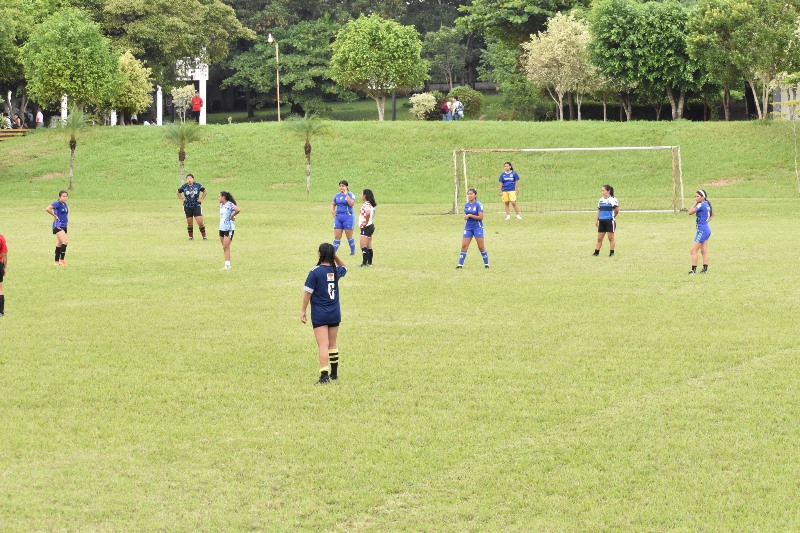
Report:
456,188,489,269
688,189,713,274
331,180,356,255
593,184,619,257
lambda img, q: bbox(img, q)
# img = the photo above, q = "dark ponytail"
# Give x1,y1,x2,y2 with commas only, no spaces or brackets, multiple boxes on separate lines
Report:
603,184,614,197
363,189,377,207
220,191,237,205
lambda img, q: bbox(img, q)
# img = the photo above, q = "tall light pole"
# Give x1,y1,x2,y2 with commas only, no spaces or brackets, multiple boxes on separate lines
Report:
267,33,281,122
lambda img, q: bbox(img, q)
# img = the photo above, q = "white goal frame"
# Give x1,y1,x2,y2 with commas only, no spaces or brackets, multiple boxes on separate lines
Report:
452,146,685,214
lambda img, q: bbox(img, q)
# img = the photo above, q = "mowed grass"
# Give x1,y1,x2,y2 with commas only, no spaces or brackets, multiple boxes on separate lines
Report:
1,121,800,529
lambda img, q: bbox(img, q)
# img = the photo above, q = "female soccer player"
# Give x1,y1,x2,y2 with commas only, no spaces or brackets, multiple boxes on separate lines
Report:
45,190,69,266
218,191,240,270
331,180,356,255
593,184,619,257
688,189,713,274
498,161,521,220
301,243,348,384
457,188,489,269
358,189,377,267
0,231,7,317
177,173,207,240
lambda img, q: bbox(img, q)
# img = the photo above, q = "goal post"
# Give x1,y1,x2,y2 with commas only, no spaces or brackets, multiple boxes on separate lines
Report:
452,146,685,214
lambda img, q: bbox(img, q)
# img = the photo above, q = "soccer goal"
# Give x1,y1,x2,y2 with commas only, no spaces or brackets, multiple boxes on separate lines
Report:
452,146,685,214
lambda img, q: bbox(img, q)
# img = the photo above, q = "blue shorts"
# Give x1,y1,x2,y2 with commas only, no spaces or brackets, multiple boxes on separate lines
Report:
463,226,484,239
334,214,354,230
694,226,711,244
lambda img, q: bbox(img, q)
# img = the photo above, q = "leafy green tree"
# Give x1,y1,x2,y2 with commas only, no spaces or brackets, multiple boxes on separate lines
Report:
423,26,468,89
523,13,593,121
71,0,254,87
330,15,429,121
283,113,334,194
21,8,119,109
165,121,202,184
110,51,153,124
62,107,90,191
588,0,642,121
458,0,589,45
687,0,751,121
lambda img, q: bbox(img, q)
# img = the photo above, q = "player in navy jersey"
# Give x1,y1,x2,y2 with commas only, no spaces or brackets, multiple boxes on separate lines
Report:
457,188,489,269
331,180,357,255
498,162,522,220
593,184,620,257
688,189,713,274
45,190,69,266
177,174,207,240
301,243,348,384
0,231,7,317
358,189,377,267
218,191,240,270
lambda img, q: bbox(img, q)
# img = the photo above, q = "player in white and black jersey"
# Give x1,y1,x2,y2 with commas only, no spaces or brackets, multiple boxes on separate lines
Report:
358,189,377,267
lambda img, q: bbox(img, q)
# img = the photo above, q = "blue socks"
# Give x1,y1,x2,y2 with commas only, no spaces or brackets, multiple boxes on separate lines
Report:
333,239,341,252
458,252,466,266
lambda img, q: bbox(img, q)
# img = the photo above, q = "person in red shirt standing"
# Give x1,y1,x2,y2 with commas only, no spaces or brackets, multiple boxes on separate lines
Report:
0,232,7,317
191,91,203,122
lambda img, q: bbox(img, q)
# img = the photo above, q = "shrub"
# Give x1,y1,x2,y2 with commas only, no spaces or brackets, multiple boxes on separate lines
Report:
448,86,484,119
408,92,437,120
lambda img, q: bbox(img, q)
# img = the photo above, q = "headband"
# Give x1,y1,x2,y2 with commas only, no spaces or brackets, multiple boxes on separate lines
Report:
696,190,707,199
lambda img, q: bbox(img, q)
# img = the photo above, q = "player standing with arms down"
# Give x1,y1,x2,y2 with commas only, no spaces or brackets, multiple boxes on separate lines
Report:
358,189,377,267
0,231,7,317
593,184,619,257
301,243,348,384
456,188,489,269
688,189,713,274
218,191,240,270
331,180,356,255
498,162,521,220
177,174,208,240
45,190,69,266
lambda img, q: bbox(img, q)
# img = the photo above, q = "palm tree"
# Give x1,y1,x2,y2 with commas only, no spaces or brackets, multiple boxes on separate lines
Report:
62,107,89,191
284,113,334,194
165,121,202,184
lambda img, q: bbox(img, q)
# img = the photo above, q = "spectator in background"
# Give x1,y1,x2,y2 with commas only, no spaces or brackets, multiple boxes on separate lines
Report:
36,109,44,128
191,91,203,122
452,96,464,120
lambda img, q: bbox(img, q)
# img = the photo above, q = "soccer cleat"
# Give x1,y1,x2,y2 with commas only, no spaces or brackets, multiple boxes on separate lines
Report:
359,264,368,268
456,265,463,269
688,270,696,275
330,374,338,381
58,260,67,266
189,237,193,241
202,237,208,241
485,265,490,269
54,261,60,266
516,214,522,220
221,265,231,271
592,251,599,256
317,374,331,384
700,270,708,274
0,312,4,317
505,215,511,221
609,251,615,257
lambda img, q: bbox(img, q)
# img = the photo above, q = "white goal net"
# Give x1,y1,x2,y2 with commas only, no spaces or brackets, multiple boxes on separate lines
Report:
452,146,685,214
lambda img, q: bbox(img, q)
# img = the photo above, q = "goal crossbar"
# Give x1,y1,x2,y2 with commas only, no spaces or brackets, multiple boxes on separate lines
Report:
452,145,685,213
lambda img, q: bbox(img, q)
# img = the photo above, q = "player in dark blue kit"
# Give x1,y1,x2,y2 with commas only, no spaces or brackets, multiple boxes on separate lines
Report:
45,190,69,266
177,174,208,240
331,180,356,255
456,188,489,269
498,162,521,220
301,243,348,384
593,184,619,257
688,189,713,274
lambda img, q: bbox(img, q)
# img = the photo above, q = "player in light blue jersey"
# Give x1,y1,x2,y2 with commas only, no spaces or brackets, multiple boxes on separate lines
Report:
498,162,521,220
593,184,619,257
44,190,69,266
331,180,357,255
218,191,240,270
456,188,489,269
301,243,348,384
688,189,713,274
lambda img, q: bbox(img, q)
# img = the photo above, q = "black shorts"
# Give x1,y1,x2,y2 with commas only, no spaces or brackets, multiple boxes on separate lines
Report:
597,219,616,233
360,224,375,237
53,226,67,235
219,230,234,240
184,205,203,218
312,321,340,329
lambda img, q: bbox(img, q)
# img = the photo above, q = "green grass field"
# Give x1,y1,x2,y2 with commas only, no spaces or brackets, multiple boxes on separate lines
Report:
1,121,799,530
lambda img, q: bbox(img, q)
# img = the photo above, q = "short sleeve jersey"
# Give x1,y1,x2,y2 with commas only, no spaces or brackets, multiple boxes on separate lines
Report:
464,201,484,229
597,196,619,220
333,191,356,216
178,182,205,207
0,234,7,259
499,171,520,192
219,201,236,231
304,264,348,325
51,201,68,228
695,201,711,227
359,202,375,228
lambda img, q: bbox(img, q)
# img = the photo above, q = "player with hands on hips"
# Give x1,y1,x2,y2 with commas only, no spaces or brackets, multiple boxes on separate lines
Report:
331,180,357,255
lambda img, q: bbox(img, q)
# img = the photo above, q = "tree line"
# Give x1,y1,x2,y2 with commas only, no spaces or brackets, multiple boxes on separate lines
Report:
2,0,799,122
